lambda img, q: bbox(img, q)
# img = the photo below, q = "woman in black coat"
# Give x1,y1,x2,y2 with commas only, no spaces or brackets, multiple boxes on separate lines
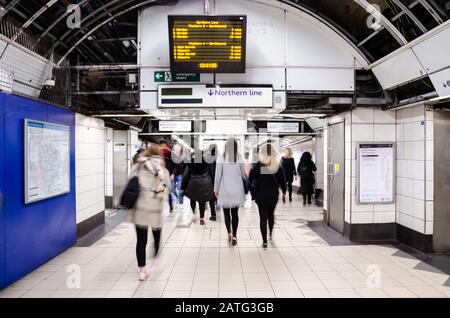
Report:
281,148,297,202
182,148,214,225
249,143,287,249
297,152,317,205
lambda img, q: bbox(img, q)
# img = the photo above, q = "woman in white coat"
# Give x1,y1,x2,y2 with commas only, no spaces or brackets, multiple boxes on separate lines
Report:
214,138,247,246
132,143,171,281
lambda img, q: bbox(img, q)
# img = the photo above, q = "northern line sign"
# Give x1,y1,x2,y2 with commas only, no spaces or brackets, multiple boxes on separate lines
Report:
154,71,200,83
158,85,273,108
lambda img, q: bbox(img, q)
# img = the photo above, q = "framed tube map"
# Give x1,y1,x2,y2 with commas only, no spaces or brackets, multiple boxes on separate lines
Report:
357,143,395,204
24,119,70,204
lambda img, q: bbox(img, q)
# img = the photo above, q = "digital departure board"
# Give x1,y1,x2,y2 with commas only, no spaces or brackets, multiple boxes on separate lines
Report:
168,15,247,73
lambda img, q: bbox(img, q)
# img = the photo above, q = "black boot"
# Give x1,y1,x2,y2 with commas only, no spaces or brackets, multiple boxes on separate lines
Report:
152,229,161,257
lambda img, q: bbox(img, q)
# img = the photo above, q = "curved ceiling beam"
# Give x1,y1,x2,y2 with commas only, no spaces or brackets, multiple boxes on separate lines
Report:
417,0,444,23
391,0,427,33
33,0,91,49
45,0,134,57
280,0,372,63
0,0,21,20
353,0,408,45
11,0,58,41
57,0,159,66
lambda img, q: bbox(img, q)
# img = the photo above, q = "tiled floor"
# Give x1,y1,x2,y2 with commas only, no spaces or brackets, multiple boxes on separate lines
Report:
1,196,449,298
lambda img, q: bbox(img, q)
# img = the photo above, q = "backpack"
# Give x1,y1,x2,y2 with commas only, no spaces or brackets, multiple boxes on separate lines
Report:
299,164,313,181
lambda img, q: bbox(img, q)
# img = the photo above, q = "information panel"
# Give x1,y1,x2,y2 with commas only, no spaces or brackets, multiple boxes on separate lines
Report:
159,121,192,132
357,144,395,204
267,122,300,133
168,15,247,73
24,119,70,204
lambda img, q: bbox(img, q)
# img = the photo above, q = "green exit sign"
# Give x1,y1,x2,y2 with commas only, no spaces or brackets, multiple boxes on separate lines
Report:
154,71,200,83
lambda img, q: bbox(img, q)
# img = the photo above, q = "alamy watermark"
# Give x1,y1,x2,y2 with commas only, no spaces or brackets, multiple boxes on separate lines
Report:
366,4,383,31
67,4,81,29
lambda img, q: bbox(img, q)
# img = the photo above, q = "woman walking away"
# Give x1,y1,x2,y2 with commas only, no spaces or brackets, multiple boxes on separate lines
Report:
214,138,247,246
281,148,297,202
205,144,218,222
132,144,171,281
182,148,215,225
249,143,287,249
297,151,317,205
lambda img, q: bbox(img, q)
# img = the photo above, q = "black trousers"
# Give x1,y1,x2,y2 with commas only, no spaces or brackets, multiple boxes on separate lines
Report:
223,207,239,237
209,198,217,218
190,201,206,219
287,182,293,199
303,194,313,204
257,204,276,244
136,226,161,267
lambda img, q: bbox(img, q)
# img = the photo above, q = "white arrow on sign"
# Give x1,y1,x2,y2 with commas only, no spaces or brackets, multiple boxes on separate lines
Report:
155,73,163,80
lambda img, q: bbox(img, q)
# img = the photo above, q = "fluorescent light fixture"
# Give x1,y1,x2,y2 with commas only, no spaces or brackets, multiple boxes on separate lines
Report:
429,95,450,102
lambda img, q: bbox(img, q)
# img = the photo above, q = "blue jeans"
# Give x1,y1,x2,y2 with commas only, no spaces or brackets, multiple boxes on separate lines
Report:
168,175,183,210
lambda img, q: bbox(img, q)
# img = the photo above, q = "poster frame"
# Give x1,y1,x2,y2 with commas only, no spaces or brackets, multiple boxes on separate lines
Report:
356,142,396,205
24,118,71,204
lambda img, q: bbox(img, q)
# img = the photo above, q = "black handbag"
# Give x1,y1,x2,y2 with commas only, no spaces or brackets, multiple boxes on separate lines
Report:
120,161,146,209
120,176,140,209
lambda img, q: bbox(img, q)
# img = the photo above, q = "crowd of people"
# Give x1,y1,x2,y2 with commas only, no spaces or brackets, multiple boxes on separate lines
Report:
127,139,317,281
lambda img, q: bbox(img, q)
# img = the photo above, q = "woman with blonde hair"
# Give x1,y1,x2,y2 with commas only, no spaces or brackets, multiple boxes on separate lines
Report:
249,143,287,249
281,148,297,202
131,143,171,281
214,138,247,246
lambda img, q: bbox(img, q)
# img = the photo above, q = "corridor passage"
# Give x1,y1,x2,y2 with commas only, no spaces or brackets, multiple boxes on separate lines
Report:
1,197,449,299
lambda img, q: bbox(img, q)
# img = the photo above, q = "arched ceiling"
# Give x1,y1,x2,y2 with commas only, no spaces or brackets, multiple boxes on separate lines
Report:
0,0,448,121
0,0,448,64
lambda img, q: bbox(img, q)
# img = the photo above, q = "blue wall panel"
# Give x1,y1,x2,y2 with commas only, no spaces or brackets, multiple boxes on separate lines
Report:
1,93,76,287
0,94,5,289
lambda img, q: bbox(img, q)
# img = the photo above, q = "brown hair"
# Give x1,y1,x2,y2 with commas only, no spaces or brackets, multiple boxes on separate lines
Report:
144,143,163,157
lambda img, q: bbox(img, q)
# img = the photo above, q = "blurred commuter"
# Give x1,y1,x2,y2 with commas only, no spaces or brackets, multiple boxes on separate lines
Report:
214,139,247,246
249,144,287,249
297,151,317,205
182,148,215,225
168,144,185,213
243,152,253,208
133,148,145,165
281,148,297,202
131,143,171,281
204,144,218,221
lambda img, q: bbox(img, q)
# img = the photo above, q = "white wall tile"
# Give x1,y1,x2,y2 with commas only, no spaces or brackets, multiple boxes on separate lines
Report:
413,179,425,200
426,201,434,221
352,108,374,123
426,181,434,201
374,212,396,223
413,160,425,181
404,122,424,141
396,124,403,141
352,124,374,142
426,120,434,141
374,124,396,142
425,221,433,235
351,212,374,224
373,203,396,212
351,196,374,212
374,109,396,123
425,161,434,181
397,212,413,229
413,199,425,220
426,140,434,161
396,142,404,160
412,218,425,233
398,177,414,197
397,195,413,216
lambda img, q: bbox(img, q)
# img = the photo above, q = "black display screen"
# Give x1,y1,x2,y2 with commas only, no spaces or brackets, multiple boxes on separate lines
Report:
168,15,247,74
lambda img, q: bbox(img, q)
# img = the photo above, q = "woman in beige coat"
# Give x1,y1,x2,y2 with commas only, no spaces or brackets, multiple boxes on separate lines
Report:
131,144,171,281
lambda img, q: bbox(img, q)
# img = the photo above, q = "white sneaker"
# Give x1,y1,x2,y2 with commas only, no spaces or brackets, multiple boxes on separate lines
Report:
138,268,148,281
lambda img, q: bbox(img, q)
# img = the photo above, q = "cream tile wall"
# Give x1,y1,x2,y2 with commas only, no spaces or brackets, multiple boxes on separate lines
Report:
75,114,105,224
105,128,113,197
350,108,397,224
396,105,434,234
